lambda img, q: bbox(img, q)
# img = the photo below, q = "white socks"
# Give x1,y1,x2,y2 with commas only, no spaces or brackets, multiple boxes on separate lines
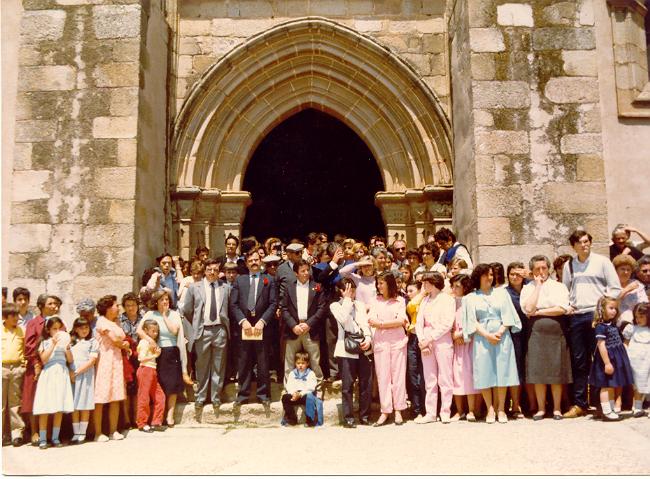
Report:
601,402,612,414
634,399,643,411
72,422,80,435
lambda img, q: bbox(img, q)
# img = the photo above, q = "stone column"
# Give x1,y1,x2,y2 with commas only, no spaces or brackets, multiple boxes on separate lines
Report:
376,188,452,248
450,0,609,267
170,189,251,259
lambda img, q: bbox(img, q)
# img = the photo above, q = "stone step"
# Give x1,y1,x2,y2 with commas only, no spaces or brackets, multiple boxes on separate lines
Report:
174,380,374,427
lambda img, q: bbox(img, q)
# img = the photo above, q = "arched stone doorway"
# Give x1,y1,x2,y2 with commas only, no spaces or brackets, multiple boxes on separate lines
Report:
170,17,454,258
241,108,385,242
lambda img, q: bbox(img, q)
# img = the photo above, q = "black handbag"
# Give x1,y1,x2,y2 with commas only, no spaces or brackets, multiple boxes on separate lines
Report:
343,316,365,355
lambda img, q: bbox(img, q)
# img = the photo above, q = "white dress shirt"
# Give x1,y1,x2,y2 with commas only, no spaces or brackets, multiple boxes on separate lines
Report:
520,278,570,312
296,280,310,321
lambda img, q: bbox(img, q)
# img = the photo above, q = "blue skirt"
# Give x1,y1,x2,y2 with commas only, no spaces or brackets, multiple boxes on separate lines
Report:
472,319,520,389
589,344,634,388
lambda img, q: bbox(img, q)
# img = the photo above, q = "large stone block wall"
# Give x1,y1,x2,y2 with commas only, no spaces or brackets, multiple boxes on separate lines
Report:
452,0,611,266
7,0,155,320
173,0,451,120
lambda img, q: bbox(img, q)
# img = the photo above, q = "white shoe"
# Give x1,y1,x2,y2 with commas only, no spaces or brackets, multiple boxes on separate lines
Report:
413,414,423,422
111,431,125,440
602,411,621,421
497,411,508,424
414,414,436,424
95,434,109,442
450,413,464,422
440,413,451,424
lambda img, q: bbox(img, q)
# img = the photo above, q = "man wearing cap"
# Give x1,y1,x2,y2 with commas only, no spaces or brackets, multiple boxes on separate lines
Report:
276,243,306,305
282,259,327,383
262,254,283,381
75,298,97,333
229,251,278,406
182,258,231,421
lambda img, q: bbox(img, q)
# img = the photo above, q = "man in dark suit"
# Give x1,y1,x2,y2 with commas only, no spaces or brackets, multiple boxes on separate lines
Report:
275,243,305,305
181,258,230,422
229,251,278,406
217,233,248,275
281,259,327,383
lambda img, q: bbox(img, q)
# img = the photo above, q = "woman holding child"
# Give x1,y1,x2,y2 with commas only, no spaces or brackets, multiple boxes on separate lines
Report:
138,290,185,427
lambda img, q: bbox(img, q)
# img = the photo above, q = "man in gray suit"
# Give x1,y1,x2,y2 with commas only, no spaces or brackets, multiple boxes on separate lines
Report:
181,258,230,422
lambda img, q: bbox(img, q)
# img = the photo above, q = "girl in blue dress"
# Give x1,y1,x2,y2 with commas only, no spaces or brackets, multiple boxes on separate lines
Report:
32,317,74,449
589,296,634,421
461,264,522,424
70,317,99,444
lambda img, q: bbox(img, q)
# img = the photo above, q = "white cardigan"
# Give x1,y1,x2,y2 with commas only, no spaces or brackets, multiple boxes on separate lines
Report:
330,298,372,359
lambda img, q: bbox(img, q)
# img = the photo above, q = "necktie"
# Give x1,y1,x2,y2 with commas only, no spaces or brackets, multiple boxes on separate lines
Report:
247,275,257,311
210,282,217,324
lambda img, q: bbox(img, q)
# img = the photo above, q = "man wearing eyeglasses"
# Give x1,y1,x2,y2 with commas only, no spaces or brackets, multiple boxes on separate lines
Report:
561,229,621,418
390,239,408,270
181,258,231,422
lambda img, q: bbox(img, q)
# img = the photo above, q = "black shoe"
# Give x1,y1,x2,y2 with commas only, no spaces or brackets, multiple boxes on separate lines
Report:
11,438,23,447
359,417,371,426
152,425,167,432
343,419,356,428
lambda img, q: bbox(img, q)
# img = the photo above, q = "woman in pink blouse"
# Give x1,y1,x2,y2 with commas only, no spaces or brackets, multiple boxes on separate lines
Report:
368,271,409,426
93,295,129,441
415,272,456,423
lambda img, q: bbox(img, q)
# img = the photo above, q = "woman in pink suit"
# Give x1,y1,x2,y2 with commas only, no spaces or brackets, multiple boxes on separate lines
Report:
368,271,409,426
450,274,479,421
414,272,456,423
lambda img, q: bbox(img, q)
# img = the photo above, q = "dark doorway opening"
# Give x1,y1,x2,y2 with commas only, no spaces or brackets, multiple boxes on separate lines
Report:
241,108,385,243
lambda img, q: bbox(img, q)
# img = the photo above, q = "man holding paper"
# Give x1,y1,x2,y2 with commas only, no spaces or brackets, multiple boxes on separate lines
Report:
229,251,278,406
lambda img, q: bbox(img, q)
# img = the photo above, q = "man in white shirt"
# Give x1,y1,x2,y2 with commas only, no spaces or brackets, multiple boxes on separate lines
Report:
281,260,326,384
561,229,621,418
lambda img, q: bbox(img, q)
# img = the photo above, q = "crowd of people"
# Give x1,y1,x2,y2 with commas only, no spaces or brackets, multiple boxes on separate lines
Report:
2,224,650,448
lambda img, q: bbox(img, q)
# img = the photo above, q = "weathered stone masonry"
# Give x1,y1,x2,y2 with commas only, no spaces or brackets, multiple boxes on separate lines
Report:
4,0,650,320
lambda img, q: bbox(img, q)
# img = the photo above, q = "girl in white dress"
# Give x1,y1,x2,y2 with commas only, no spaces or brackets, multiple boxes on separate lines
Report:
623,303,650,418
32,317,74,449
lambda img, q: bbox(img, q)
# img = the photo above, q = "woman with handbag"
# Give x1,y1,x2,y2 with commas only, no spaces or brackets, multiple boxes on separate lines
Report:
368,271,409,426
330,278,373,428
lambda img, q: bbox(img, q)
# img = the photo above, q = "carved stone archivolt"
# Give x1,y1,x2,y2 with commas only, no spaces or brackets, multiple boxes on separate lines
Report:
170,17,454,249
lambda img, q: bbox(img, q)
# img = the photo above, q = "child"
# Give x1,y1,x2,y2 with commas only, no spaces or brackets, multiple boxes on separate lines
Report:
32,317,74,448
70,317,98,444
12,287,34,332
2,304,26,447
622,303,650,418
589,296,634,421
281,351,320,426
136,319,166,433
405,281,426,421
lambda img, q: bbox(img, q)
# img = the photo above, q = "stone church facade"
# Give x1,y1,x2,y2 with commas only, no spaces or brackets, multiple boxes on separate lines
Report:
2,0,649,318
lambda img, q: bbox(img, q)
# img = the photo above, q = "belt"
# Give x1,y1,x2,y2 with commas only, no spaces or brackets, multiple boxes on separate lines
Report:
204,323,224,328
248,311,256,318
2,362,24,367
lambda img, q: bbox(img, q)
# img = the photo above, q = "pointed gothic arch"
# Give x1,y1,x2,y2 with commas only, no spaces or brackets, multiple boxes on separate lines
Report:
170,17,454,256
